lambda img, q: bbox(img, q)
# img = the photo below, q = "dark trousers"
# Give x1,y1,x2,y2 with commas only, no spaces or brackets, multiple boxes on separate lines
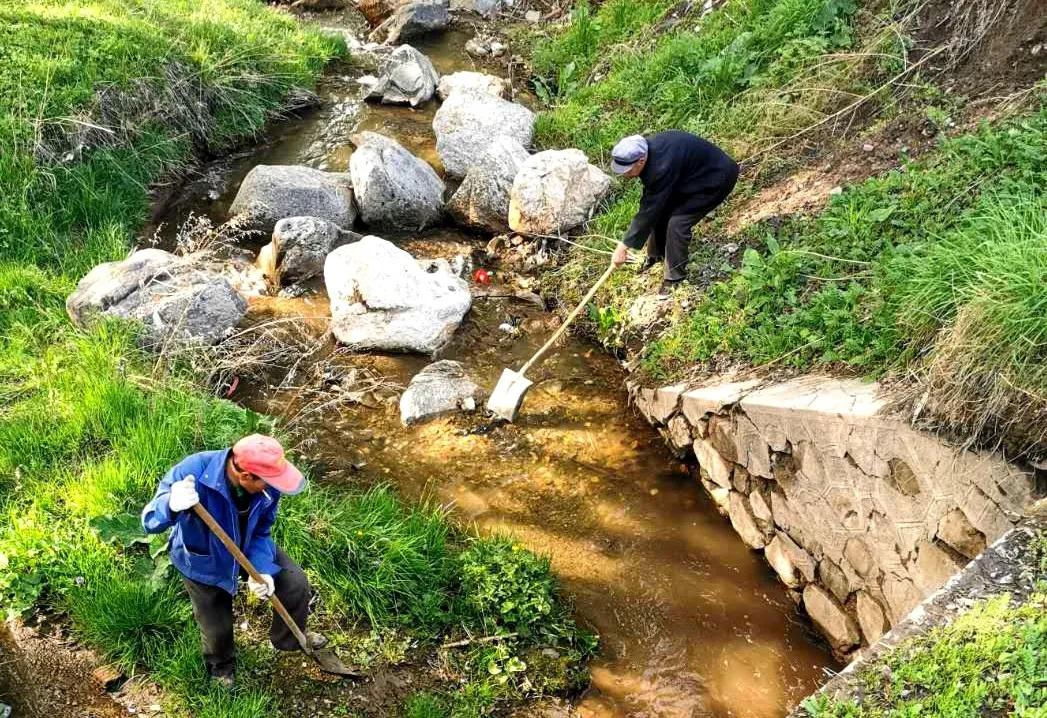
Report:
649,170,739,281
182,546,310,678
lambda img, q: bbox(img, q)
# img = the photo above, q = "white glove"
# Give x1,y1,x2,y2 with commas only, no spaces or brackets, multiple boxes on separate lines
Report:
169,475,199,512
248,574,275,599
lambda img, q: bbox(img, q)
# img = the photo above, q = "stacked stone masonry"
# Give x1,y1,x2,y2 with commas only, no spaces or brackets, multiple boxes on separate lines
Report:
630,375,1037,658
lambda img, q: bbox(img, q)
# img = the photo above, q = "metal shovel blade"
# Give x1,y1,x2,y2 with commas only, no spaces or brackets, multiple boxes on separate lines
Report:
486,368,533,422
306,646,362,677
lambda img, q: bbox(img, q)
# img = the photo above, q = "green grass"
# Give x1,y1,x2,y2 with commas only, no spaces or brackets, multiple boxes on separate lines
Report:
532,0,886,161
404,692,450,718
0,1,591,715
802,591,1047,717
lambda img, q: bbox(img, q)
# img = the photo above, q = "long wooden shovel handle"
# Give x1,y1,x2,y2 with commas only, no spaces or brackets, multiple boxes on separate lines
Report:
519,262,617,376
191,503,313,654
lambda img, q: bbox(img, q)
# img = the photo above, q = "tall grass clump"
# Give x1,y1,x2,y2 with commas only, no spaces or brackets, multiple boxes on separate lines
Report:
67,577,190,669
533,0,870,161
276,485,454,630
886,192,1047,445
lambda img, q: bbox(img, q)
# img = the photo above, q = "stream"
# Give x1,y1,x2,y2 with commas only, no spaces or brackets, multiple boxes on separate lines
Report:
152,12,837,717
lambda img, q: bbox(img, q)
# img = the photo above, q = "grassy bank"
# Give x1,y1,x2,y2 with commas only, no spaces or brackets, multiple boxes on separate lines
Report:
0,2,592,716
803,586,1047,716
530,0,1047,452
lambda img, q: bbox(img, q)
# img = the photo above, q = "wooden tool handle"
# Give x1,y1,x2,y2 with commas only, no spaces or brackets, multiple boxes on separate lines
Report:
519,262,617,376
191,503,312,654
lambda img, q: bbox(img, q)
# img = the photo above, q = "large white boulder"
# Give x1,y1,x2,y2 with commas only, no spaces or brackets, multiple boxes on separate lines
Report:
228,165,356,234
508,149,610,235
432,89,534,178
399,360,483,425
324,236,471,354
436,71,508,101
349,131,445,230
66,249,247,347
365,44,439,106
446,135,529,232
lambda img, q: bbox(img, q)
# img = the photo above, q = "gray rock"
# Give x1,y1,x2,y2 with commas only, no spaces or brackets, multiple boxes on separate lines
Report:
882,573,923,623
366,44,439,106
765,532,816,588
525,9,541,22
228,165,356,234
936,507,986,559
911,540,965,595
269,217,342,285
433,89,535,178
66,249,247,347
803,584,861,652
450,0,507,17
728,491,767,549
693,438,732,488
856,590,888,644
399,360,483,425
325,235,471,354
819,558,856,604
372,0,449,45
508,149,610,235
664,414,693,453
349,131,445,230
749,488,773,528
446,135,529,231
465,36,490,56
437,71,508,101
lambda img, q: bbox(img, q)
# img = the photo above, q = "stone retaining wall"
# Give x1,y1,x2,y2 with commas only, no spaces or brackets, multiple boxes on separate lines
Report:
629,375,1038,657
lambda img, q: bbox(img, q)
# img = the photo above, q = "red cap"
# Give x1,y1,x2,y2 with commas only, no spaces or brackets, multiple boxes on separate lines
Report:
231,434,305,495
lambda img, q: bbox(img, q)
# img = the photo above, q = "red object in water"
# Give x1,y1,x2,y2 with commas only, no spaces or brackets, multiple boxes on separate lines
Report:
473,269,491,284
224,376,240,398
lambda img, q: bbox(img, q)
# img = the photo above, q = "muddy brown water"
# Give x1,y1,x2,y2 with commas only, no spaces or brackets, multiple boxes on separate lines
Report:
151,14,837,717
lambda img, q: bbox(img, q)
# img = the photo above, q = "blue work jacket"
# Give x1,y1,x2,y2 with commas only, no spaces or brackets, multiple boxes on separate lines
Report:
141,449,282,594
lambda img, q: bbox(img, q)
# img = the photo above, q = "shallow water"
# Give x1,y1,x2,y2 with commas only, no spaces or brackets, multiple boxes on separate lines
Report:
152,14,837,716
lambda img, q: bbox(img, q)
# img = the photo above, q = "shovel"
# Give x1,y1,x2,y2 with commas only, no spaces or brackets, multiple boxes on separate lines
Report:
191,504,361,677
487,262,617,422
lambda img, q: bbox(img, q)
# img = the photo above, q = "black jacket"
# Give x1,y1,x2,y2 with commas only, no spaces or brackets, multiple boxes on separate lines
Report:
621,131,738,249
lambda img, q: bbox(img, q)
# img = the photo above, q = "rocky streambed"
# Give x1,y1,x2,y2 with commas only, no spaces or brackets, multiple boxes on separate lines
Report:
63,4,838,715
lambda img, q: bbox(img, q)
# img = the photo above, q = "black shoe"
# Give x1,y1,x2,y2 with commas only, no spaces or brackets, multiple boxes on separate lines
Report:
658,279,684,296
639,256,663,274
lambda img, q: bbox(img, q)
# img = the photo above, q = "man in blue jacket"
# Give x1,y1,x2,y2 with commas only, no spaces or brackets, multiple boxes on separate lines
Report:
142,434,322,687
609,131,739,294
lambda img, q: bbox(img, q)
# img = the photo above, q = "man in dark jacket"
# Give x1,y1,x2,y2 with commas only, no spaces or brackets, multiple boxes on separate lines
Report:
610,130,738,293
142,434,322,687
